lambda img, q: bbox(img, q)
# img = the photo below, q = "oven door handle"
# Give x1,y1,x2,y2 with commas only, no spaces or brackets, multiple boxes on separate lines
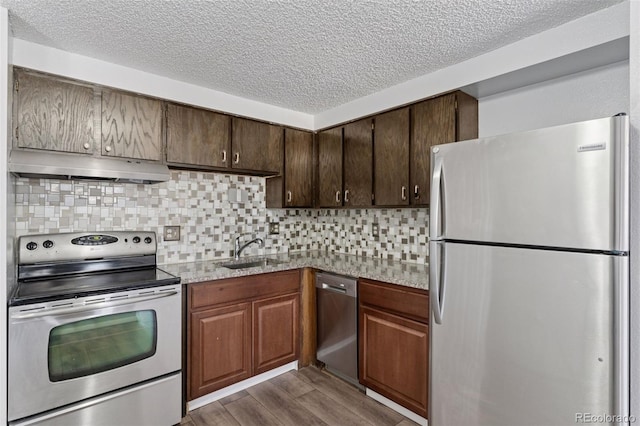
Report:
11,291,179,319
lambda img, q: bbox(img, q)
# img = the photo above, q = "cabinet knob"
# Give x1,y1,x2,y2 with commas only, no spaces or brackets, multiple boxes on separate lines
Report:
105,145,112,153
222,150,227,163
335,191,341,204
287,191,292,203
414,185,420,200
83,142,91,150
401,186,407,201
234,152,240,164
344,190,349,204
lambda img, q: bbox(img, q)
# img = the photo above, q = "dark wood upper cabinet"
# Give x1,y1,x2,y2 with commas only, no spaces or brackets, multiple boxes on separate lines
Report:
410,91,478,206
231,117,283,174
317,127,343,207
166,103,230,168
373,108,410,206
284,128,314,207
15,70,96,154
343,118,373,207
101,90,163,161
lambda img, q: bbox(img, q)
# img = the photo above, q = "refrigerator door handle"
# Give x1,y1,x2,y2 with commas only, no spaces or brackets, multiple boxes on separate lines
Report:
429,240,446,324
430,154,444,239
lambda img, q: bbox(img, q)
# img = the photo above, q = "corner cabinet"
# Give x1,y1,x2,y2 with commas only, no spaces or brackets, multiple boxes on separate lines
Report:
187,270,300,400
358,278,429,418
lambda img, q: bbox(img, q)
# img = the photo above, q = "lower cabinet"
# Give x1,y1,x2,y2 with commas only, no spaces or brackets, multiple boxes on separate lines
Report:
190,303,252,397
358,278,429,418
188,270,300,400
253,293,299,375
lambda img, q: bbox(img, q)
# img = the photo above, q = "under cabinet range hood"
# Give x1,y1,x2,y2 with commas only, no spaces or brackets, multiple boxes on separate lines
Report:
9,150,171,184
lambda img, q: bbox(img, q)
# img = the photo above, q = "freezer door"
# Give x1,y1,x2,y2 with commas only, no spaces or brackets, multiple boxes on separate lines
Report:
429,116,629,252
430,242,628,426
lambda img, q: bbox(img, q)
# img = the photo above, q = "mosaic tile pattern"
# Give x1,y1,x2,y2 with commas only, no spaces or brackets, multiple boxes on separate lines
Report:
14,171,429,265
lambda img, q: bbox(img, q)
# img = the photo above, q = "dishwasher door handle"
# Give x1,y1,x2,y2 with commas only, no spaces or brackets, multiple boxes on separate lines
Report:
321,283,348,294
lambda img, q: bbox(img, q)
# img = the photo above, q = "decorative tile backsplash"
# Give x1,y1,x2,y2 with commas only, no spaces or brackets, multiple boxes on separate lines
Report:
14,170,429,265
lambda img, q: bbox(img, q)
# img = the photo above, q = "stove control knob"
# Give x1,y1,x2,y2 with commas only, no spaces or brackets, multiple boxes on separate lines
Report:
26,242,37,251
144,237,152,244
43,240,54,249
132,236,141,244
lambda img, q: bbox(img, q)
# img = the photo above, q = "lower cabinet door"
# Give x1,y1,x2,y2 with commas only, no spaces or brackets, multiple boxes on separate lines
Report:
359,305,429,418
253,293,300,375
189,303,252,399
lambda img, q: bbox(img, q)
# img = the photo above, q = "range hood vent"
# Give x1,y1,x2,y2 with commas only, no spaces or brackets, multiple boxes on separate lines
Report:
9,150,171,184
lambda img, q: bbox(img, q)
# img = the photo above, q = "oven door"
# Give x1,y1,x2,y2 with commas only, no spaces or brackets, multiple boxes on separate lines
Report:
8,284,181,422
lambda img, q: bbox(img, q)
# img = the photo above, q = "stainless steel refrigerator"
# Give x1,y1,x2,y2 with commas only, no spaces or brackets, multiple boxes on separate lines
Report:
429,115,630,426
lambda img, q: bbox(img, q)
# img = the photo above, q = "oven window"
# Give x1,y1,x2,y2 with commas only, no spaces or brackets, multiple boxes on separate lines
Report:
48,310,157,382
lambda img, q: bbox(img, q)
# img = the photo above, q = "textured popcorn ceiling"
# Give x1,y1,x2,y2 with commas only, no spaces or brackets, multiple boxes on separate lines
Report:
0,0,623,113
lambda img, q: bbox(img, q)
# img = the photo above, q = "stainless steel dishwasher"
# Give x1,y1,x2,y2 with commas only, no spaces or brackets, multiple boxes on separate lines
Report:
315,272,360,387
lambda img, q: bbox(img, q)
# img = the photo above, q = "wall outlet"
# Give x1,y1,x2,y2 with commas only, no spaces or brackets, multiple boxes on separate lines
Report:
164,225,180,241
269,222,280,235
372,222,380,239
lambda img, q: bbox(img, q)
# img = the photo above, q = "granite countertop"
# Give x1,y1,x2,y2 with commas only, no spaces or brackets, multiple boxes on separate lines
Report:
161,250,429,290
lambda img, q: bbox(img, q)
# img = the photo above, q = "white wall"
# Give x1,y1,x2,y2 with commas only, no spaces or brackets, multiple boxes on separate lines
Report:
0,6,10,425
478,60,629,137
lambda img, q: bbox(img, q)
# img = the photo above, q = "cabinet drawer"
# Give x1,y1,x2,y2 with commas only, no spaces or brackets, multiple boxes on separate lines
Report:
190,269,301,310
358,278,429,323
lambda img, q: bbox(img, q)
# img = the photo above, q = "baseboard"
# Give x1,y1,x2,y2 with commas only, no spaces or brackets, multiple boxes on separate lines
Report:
187,361,299,411
365,388,428,426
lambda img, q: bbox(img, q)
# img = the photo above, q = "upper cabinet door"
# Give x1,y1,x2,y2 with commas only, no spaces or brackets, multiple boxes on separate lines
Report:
410,95,456,206
374,108,410,206
166,104,231,168
410,91,478,206
231,117,283,174
317,127,343,207
284,129,314,208
15,70,96,154
343,118,373,207
101,90,163,161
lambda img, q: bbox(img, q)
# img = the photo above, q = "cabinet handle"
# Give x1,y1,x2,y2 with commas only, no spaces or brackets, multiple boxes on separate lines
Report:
234,152,240,164
105,145,112,153
83,142,91,150
344,190,349,203
287,191,292,203
401,186,407,201
222,150,227,163
414,185,420,200
335,191,341,204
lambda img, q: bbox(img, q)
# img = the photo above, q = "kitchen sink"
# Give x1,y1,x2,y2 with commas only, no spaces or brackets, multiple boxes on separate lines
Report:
220,258,283,270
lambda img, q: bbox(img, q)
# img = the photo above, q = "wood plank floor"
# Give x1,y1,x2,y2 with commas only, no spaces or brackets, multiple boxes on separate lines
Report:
181,367,419,426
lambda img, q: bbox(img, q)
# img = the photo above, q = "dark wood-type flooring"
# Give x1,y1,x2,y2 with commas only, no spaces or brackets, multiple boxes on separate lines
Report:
181,367,418,426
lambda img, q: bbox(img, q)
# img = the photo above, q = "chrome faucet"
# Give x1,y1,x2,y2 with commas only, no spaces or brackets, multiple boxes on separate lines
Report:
234,235,264,260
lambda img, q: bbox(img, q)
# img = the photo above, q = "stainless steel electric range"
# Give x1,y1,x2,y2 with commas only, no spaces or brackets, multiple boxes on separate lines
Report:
8,231,182,426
